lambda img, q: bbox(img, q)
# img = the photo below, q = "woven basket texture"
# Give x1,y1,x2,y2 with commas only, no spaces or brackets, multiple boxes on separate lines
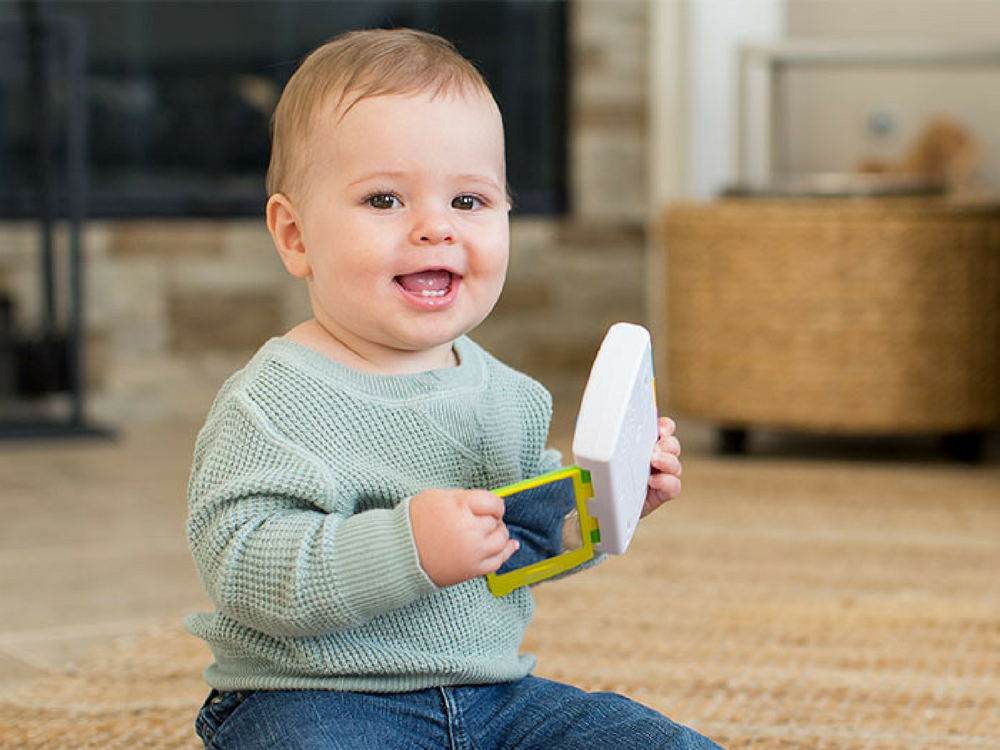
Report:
1,455,998,749
660,198,1000,433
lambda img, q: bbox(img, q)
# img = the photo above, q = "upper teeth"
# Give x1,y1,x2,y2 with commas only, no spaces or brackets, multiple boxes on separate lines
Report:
421,289,447,297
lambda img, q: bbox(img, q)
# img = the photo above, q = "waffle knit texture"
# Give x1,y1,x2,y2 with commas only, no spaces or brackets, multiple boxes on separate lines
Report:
185,336,571,693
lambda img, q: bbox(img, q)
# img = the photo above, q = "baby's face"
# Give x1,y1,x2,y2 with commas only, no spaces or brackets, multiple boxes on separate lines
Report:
291,88,509,369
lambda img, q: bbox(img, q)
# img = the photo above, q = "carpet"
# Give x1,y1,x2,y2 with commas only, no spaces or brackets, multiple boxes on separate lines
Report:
2,455,998,749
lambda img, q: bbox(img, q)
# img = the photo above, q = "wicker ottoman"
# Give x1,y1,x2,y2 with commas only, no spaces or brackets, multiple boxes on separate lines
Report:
659,197,1000,455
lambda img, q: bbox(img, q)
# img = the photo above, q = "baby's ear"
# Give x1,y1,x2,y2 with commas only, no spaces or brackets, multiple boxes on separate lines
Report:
266,193,311,279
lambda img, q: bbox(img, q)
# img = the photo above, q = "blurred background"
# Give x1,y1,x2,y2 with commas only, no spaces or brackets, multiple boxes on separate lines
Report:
1,1,999,738
1,0,998,452
1,0,998,448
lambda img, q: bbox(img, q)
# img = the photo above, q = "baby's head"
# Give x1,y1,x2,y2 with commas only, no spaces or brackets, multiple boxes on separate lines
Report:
267,27,501,202
266,29,511,373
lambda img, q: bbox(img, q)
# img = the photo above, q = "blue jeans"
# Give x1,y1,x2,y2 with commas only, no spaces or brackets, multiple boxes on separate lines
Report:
194,676,724,749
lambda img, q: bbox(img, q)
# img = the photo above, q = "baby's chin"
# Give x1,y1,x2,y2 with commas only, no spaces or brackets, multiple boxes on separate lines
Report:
378,326,474,362
388,332,465,357
394,306,493,347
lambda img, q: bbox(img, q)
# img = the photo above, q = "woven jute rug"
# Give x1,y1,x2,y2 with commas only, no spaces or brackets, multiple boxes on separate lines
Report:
2,456,998,749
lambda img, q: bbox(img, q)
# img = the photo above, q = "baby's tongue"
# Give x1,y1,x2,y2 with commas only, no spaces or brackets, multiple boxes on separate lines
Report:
396,270,452,293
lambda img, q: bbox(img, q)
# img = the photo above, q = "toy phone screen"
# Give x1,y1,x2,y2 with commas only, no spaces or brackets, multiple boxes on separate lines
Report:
496,476,581,575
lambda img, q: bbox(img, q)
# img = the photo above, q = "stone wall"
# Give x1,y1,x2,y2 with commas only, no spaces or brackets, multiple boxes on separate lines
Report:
0,0,651,433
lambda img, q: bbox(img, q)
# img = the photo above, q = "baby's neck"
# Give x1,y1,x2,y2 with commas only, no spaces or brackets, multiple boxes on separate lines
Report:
283,319,458,375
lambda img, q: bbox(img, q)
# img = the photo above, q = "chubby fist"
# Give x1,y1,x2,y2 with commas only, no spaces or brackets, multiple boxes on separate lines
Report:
409,488,520,587
642,416,683,518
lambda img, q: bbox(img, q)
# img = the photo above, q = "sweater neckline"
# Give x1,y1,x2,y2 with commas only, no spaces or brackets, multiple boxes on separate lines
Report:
255,335,486,401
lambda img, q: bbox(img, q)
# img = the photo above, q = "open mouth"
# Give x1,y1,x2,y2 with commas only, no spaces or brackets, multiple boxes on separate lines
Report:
394,269,456,298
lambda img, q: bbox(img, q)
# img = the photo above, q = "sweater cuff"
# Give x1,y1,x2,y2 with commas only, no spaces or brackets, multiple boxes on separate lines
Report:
329,498,438,623
537,447,563,475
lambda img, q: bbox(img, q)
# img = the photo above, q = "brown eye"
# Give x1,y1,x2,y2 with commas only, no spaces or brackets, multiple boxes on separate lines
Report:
367,193,400,210
452,195,482,211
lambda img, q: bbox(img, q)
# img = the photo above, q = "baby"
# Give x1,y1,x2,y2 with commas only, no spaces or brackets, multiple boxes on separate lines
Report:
186,27,723,750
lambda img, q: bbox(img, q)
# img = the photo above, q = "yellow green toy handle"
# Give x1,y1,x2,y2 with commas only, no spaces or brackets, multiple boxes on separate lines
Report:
486,466,601,597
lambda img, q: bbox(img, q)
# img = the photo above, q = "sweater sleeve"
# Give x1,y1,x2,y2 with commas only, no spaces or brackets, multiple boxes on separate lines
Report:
537,447,564,475
187,395,437,638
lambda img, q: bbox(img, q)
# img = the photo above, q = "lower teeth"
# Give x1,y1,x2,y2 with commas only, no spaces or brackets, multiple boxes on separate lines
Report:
420,289,447,297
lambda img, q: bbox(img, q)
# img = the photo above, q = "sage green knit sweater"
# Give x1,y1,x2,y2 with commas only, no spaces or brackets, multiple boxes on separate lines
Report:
185,336,569,692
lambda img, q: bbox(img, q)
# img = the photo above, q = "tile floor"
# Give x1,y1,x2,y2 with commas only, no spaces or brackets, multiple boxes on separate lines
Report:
1,408,997,697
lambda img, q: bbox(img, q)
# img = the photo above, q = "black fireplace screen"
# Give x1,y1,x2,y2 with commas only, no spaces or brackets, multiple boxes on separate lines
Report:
0,0,568,218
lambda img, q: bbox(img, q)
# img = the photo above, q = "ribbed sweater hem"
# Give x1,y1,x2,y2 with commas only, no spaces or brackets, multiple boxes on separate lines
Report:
202,654,537,693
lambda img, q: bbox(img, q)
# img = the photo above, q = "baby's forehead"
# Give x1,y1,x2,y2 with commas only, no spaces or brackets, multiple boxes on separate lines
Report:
307,86,505,159
290,85,506,197
325,83,500,125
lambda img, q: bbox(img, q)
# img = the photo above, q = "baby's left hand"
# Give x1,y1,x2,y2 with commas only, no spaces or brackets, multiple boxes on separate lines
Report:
642,416,682,519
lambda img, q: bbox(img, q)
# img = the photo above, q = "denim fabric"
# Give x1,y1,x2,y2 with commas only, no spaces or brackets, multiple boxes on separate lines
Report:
498,476,578,575
194,676,724,750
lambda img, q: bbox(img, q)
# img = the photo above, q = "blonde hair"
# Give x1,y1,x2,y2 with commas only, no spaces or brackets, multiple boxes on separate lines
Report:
266,28,496,198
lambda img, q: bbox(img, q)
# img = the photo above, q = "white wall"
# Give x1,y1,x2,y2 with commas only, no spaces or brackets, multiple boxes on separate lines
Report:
650,0,1000,199
685,0,786,198
783,0,1000,188
649,0,786,204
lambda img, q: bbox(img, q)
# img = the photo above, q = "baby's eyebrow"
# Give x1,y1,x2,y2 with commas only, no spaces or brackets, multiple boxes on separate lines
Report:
347,171,504,193
347,171,407,188
454,174,504,193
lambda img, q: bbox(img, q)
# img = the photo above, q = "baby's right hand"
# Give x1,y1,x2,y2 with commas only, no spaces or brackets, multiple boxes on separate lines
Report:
409,489,519,587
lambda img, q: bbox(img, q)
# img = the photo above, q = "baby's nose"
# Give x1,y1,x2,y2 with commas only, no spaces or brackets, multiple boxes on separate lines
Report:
409,212,455,245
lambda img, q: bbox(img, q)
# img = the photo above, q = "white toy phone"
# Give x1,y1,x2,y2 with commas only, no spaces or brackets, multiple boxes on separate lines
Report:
487,323,659,596
573,322,659,554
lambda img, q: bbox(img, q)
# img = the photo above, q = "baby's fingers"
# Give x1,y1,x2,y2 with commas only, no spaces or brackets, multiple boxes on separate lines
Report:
651,447,682,476
657,417,681,455
648,471,682,502
469,490,506,520
662,435,681,456
482,531,520,574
